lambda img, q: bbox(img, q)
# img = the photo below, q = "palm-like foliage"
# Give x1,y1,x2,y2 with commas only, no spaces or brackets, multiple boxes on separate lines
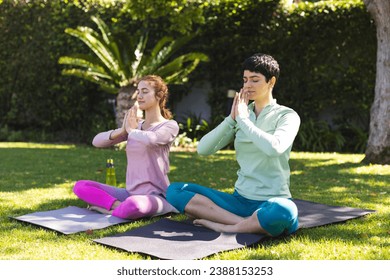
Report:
59,16,208,125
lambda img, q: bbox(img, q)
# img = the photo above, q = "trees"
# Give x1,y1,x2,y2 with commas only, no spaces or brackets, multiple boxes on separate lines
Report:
362,0,390,164
59,16,208,127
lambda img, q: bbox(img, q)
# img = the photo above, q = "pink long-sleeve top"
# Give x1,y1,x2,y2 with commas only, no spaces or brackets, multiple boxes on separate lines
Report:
92,120,179,196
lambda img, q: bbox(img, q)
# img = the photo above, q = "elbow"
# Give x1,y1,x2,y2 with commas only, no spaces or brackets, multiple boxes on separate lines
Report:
197,145,207,156
92,136,106,148
197,142,212,156
92,137,100,147
145,134,159,147
92,141,103,148
264,141,287,157
265,149,284,157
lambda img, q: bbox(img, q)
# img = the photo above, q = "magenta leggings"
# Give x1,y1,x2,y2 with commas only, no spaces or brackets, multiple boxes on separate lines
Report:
73,180,177,219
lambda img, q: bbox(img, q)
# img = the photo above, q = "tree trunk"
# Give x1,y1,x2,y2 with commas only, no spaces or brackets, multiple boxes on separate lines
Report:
116,85,137,128
363,0,390,164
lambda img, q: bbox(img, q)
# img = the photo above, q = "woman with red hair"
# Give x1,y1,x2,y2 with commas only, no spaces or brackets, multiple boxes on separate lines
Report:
73,75,179,219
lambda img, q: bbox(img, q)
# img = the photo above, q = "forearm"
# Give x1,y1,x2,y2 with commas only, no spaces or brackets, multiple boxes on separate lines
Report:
127,121,179,146
109,127,128,141
197,116,236,156
236,113,300,156
92,128,128,147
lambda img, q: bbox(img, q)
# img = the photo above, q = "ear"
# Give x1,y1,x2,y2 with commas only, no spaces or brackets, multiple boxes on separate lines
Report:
269,76,276,88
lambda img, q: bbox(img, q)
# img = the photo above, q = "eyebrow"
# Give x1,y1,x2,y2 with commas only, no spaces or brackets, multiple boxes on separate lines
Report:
243,75,262,79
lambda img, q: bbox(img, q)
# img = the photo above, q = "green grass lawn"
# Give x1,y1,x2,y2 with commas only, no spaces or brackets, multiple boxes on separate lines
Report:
0,142,388,260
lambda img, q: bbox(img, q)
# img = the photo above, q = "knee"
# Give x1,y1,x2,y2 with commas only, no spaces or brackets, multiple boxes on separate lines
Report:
73,180,97,197
73,180,89,195
112,196,157,220
166,182,187,204
112,200,141,219
166,182,194,213
257,198,298,237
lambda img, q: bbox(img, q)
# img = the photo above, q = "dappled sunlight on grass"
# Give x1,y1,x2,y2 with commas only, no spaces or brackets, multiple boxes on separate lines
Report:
291,152,365,168
0,142,76,149
291,151,365,161
328,186,348,193
291,170,303,175
340,164,390,175
288,151,389,211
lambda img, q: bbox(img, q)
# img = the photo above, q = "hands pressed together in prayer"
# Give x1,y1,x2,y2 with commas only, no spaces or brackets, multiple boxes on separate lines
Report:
109,102,143,140
122,101,143,134
230,88,249,121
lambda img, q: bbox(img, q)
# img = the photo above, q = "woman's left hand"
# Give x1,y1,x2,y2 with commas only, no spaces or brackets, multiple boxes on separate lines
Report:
125,102,141,133
235,89,249,119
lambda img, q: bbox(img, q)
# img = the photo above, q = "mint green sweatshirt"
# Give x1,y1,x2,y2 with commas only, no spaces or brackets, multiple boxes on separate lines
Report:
197,99,300,201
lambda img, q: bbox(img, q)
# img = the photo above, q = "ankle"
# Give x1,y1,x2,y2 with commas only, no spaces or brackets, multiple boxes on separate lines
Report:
111,200,121,210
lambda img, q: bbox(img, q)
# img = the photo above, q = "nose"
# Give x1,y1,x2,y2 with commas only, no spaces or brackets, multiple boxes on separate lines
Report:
244,84,251,91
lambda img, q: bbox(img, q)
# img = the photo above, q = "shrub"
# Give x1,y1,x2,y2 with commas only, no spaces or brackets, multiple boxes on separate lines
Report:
0,0,376,153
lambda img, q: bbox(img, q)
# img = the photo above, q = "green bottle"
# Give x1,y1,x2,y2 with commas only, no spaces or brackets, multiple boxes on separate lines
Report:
105,159,117,186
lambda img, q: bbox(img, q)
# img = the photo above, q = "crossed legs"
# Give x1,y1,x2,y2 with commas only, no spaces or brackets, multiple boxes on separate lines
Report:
73,180,177,219
185,193,267,234
166,182,298,236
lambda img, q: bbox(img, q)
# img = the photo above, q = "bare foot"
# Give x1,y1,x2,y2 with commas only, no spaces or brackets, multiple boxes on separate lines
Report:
88,205,113,215
111,200,121,210
195,214,269,235
193,219,227,232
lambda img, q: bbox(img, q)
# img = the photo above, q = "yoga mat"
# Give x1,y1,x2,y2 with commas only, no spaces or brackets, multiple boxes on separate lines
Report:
294,199,374,229
95,218,264,260
93,199,375,259
12,206,130,234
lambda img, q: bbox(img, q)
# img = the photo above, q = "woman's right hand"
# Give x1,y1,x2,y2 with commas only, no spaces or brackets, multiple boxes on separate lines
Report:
121,110,129,135
230,89,241,121
124,102,142,133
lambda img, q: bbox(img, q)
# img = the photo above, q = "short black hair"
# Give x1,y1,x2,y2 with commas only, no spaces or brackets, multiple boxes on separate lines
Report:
242,53,280,82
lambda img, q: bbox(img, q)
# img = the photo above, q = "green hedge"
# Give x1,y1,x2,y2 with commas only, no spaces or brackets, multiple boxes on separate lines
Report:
276,0,376,152
197,0,376,152
0,0,117,142
0,0,376,152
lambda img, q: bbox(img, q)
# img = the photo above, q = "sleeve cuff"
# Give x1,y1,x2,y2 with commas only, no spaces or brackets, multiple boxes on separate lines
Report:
225,115,237,126
236,115,250,127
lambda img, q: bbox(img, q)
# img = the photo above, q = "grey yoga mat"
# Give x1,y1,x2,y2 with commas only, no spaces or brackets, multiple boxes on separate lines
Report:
93,199,375,260
12,206,130,234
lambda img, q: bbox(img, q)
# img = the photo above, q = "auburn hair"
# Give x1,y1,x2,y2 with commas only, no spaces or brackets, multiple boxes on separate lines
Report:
137,75,172,119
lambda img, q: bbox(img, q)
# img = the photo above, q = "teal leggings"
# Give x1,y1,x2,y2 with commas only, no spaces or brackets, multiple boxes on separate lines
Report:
166,182,299,237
